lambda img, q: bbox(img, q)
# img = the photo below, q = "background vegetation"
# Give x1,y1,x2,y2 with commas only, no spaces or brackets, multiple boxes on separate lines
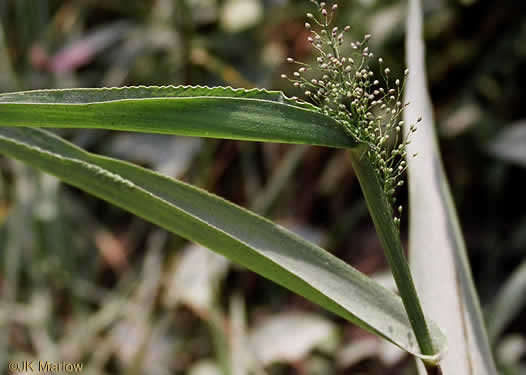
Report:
0,0,525,374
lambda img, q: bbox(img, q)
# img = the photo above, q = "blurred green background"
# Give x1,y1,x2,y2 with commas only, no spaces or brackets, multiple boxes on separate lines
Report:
0,0,525,374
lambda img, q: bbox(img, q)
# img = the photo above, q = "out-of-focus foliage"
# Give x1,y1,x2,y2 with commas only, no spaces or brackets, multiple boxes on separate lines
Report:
0,0,525,374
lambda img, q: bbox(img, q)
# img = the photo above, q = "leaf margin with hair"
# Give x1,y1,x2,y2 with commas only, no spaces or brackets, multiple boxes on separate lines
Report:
0,86,356,149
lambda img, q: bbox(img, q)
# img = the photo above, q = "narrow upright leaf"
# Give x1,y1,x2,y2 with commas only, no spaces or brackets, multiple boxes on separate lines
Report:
487,258,526,343
404,0,498,373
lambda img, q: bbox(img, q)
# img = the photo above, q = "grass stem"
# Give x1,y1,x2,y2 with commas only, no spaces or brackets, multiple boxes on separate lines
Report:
348,146,436,357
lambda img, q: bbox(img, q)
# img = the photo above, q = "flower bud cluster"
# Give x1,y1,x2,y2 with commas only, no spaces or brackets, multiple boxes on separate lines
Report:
282,1,420,227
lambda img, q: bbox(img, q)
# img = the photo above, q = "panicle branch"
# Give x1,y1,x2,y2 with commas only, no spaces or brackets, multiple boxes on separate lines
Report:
282,1,421,228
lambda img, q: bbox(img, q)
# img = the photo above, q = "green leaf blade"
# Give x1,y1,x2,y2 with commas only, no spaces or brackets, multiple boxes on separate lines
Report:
0,86,356,149
0,126,443,362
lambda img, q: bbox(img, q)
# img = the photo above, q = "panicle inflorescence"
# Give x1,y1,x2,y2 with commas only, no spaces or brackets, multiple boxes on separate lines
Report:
282,1,420,228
